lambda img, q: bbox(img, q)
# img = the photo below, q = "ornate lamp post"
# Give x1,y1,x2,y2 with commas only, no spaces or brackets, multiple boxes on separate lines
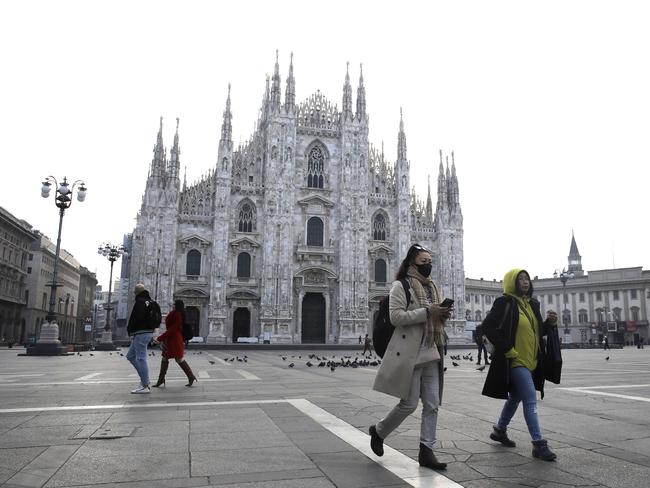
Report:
28,176,87,355
554,268,575,338
95,243,127,350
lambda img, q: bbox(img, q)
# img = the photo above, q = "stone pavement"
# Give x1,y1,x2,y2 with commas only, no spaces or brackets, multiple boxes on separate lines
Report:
0,346,649,487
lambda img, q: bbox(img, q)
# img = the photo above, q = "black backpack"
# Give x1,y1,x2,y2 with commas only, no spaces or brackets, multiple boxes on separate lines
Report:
372,278,411,358
144,299,162,328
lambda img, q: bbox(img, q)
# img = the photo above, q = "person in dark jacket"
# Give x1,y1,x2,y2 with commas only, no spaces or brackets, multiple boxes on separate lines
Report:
475,324,490,365
126,284,157,394
481,269,559,461
152,300,197,387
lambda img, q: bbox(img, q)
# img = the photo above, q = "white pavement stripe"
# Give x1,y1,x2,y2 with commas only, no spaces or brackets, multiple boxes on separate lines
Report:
198,370,209,379
287,399,462,488
559,384,650,390
0,377,260,387
0,397,461,487
0,373,45,377
236,370,260,380
75,372,103,381
559,388,650,403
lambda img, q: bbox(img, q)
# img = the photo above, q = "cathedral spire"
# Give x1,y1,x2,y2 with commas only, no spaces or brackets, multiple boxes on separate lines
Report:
356,63,366,121
270,49,281,110
436,150,447,212
168,117,180,179
342,61,353,121
151,116,166,179
426,175,433,221
397,107,407,162
284,52,295,111
183,166,187,191
220,84,232,143
448,151,459,207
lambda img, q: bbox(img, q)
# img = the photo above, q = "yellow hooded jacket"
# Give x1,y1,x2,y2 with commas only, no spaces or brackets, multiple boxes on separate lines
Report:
502,268,540,371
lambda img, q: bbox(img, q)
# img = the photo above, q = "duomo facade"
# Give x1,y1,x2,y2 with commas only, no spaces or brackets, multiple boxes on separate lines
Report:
128,54,466,344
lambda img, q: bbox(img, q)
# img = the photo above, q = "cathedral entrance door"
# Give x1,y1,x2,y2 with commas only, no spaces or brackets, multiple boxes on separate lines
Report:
302,293,326,343
185,306,200,338
233,308,250,342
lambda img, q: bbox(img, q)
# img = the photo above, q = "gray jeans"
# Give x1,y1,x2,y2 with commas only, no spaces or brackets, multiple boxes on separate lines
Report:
376,361,440,449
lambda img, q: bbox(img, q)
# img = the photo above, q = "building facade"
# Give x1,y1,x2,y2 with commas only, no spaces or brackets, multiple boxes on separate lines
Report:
465,235,650,345
0,206,35,344
76,266,97,344
129,55,466,344
24,231,81,344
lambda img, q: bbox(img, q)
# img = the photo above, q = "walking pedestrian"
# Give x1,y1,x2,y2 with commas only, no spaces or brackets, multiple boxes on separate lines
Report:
362,333,372,355
152,300,197,387
481,269,559,461
475,324,490,365
603,336,609,350
126,284,158,394
369,243,452,470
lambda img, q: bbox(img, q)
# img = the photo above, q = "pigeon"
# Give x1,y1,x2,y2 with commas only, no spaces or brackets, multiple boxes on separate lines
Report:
282,356,287,361
288,362,295,368
605,356,610,360
306,361,313,367
476,365,486,372
209,360,216,365
443,367,448,372
330,365,336,372
119,353,124,356
89,353,94,357
452,361,459,367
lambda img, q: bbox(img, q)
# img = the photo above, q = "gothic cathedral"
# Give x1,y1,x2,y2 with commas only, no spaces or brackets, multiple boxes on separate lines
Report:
129,53,466,344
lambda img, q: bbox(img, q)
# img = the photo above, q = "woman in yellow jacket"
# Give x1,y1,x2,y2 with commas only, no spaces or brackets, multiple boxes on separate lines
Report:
370,244,452,470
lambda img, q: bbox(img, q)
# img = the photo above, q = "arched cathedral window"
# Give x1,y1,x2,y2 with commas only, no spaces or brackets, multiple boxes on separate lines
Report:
238,202,255,232
307,217,324,246
307,146,324,188
373,214,387,240
237,252,251,278
374,259,387,283
186,250,201,276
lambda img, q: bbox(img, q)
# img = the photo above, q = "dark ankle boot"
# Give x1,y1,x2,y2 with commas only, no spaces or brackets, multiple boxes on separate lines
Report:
178,360,197,387
418,443,447,470
369,425,384,456
152,359,169,387
490,426,516,447
532,439,557,461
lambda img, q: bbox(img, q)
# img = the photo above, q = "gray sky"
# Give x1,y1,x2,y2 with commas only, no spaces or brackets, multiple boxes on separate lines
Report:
2,0,648,290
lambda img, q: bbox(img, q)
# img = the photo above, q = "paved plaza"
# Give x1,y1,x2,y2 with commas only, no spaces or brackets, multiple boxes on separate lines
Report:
0,346,649,488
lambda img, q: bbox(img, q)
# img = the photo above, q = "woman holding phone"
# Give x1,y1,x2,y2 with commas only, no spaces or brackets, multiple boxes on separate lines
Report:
369,243,452,470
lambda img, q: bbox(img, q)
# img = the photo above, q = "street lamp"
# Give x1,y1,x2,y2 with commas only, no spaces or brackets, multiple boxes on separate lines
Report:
95,243,127,350
28,176,86,356
553,268,575,337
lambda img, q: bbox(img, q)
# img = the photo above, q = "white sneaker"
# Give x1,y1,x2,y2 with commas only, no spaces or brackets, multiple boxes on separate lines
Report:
131,385,151,394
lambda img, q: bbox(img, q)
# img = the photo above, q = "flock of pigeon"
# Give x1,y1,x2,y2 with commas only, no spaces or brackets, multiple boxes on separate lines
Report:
281,352,381,372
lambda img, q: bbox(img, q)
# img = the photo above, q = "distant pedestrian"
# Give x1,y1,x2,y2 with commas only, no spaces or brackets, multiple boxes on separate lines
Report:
152,300,197,387
359,335,362,344
370,243,451,470
481,269,559,461
603,336,609,350
362,334,372,355
126,284,157,394
475,324,490,365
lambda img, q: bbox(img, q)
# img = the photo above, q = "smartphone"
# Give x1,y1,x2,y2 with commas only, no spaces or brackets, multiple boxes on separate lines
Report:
440,298,454,308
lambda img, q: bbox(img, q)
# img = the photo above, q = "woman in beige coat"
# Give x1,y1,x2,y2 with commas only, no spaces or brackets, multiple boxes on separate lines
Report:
369,244,452,470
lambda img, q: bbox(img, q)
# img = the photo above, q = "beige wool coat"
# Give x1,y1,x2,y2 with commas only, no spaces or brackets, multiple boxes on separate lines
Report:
372,279,445,401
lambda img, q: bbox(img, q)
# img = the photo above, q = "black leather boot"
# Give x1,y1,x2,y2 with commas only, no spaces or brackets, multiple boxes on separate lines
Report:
178,360,197,387
490,426,516,447
369,425,384,456
418,443,447,470
532,439,557,461
152,359,168,388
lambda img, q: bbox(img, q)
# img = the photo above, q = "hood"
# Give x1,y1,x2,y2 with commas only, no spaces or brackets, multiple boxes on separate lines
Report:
136,290,152,301
503,268,533,297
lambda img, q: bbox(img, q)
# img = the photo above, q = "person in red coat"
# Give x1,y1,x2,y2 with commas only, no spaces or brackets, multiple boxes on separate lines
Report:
152,300,197,387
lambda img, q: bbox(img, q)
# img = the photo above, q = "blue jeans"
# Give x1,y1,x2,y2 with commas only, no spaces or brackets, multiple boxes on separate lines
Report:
496,366,543,441
126,332,153,386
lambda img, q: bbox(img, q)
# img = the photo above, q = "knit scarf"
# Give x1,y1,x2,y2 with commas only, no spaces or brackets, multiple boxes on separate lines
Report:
406,265,444,348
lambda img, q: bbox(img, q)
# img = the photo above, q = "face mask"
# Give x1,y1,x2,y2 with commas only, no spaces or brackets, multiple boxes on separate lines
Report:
416,263,432,277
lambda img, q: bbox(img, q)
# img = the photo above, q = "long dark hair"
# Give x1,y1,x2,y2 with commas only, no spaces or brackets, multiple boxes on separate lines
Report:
396,243,430,280
174,299,187,325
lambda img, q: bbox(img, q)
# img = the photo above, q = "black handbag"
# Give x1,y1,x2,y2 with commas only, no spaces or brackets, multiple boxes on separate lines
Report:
543,325,563,384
